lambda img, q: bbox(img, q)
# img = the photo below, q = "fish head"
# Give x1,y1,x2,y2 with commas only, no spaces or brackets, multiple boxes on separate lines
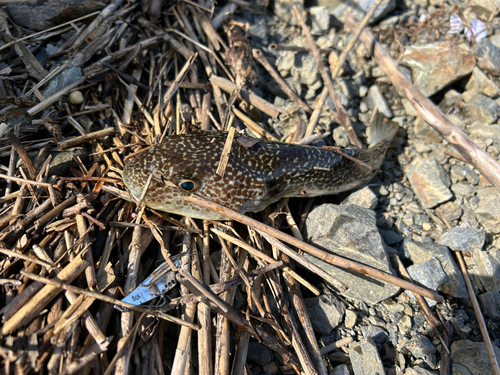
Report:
122,132,267,220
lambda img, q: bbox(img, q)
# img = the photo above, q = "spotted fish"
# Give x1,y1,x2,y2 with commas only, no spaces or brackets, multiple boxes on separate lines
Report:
122,118,398,220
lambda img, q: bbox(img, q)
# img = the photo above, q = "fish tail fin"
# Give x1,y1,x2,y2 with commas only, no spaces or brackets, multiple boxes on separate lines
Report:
367,112,399,148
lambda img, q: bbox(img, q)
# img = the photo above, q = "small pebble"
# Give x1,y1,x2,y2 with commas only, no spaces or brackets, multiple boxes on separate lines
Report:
69,91,84,105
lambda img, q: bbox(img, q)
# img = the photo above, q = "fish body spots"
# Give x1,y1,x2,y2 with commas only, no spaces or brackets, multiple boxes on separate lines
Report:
122,131,391,220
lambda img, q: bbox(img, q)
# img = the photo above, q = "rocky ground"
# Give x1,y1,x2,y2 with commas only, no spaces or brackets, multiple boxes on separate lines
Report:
0,0,500,374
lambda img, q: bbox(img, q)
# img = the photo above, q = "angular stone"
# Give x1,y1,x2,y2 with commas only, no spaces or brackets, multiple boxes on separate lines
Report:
414,117,442,143
310,6,330,34
475,188,500,233
451,340,500,375
451,183,477,198
474,247,500,292
331,364,350,375
333,125,350,147
360,325,388,343
406,256,448,307
403,336,436,360
469,122,500,143
349,338,385,375
48,147,89,177
404,367,439,375
465,67,500,97
342,186,378,209
304,204,401,304
304,294,345,335
273,0,304,25
247,342,272,366
401,98,419,116
467,93,499,124
450,165,480,185
404,240,468,299
42,66,83,98
438,201,463,225
344,309,357,329
400,42,476,97
366,84,393,118
474,38,500,75
405,157,453,208
291,54,320,86
316,0,396,23
477,291,500,318
439,227,486,252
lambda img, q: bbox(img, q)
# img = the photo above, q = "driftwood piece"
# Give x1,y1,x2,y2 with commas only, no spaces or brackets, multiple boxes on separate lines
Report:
344,13,500,190
210,75,287,118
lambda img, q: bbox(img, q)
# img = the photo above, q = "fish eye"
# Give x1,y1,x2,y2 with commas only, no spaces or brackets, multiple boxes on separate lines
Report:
178,179,200,192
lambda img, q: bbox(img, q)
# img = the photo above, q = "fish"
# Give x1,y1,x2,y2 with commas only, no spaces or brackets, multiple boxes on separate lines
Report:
122,117,398,220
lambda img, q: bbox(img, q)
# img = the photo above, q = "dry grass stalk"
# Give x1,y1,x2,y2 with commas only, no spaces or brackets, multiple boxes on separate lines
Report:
216,126,236,177
455,251,500,375
293,6,361,148
186,194,445,302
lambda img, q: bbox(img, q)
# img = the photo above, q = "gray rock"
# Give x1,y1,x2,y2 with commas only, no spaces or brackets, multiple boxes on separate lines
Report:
342,187,378,209
471,0,500,13
304,204,401,304
48,147,89,177
316,0,396,23
406,256,448,307
439,228,486,252
273,0,304,25
474,38,500,75
247,342,272,366
404,335,436,360
333,125,350,147
262,362,279,375
451,340,500,375
398,314,413,333
452,363,474,375
451,183,477,198
400,42,476,97
468,122,500,143
474,247,500,292
404,367,438,375
465,67,500,97
477,291,500,318
304,294,345,335
275,51,295,73
378,228,403,245
366,85,393,118
490,33,500,48
344,309,357,329
405,157,453,208
475,188,500,233
331,364,350,375
404,240,468,299
414,117,442,143
360,325,388,343
291,54,320,86
466,94,499,124
6,0,105,31
310,6,330,34
402,98,419,117
438,201,463,225
349,338,385,375
450,165,479,185
42,65,82,98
